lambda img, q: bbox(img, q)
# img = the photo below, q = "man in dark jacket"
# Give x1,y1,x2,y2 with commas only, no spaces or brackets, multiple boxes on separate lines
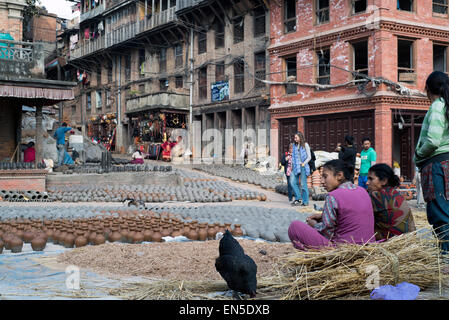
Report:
336,135,356,168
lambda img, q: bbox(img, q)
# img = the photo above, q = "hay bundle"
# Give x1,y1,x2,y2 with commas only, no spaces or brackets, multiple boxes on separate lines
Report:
261,229,447,300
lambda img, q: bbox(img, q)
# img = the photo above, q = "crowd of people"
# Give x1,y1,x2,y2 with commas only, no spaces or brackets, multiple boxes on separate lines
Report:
287,71,449,257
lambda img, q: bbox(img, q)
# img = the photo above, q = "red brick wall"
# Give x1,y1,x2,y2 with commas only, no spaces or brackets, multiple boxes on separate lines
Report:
0,171,47,192
31,13,57,43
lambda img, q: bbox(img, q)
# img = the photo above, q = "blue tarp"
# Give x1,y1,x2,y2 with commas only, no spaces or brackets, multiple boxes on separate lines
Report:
0,33,14,59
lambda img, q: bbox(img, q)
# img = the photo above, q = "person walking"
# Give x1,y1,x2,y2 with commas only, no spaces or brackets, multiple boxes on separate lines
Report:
280,143,294,203
53,122,72,166
358,137,376,189
290,132,311,206
414,71,449,254
336,135,356,168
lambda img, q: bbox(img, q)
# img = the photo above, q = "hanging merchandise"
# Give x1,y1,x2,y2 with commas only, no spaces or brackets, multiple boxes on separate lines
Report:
98,21,104,32
84,28,90,40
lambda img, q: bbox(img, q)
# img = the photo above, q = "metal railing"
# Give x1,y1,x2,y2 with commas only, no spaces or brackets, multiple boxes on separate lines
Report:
0,40,34,61
70,7,176,60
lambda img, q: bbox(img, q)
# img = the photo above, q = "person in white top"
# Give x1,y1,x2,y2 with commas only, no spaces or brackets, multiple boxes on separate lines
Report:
131,149,144,164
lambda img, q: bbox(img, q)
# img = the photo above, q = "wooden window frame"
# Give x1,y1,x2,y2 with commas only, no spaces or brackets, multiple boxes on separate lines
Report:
397,38,416,83
233,16,244,44
175,44,183,68
96,66,101,85
351,0,367,15
198,31,207,55
433,0,449,17
160,78,168,92
284,0,297,33
284,55,297,94
214,18,225,49
160,48,167,73
315,0,330,25
139,48,146,78
233,58,245,94
175,76,183,88
316,48,331,86
96,90,102,109
397,0,415,12
433,42,449,74
254,51,266,89
125,55,131,82
215,62,225,82
350,39,369,79
198,66,208,99
87,92,92,111
106,89,112,109
253,6,266,37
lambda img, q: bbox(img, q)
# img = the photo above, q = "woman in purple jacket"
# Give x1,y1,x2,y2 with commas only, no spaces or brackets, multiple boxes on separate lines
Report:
288,159,375,250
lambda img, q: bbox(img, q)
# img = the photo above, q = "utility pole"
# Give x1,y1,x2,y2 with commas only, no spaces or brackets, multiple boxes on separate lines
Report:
186,27,194,159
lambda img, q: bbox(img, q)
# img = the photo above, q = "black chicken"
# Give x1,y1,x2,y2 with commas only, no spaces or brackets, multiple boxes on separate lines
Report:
123,198,145,207
215,230,257,298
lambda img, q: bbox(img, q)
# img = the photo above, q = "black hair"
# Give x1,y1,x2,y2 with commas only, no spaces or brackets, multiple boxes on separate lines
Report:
62,122,68,127
323,159,354,182
27,141,35,148
368,163,400,188
345,135,354,145
361,137,371,144
426,71,449,127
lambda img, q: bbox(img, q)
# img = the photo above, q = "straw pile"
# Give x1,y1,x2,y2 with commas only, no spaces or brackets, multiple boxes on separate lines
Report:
259,228,447,300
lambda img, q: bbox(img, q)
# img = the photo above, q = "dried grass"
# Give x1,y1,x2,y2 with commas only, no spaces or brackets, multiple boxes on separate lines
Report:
258,228,448,300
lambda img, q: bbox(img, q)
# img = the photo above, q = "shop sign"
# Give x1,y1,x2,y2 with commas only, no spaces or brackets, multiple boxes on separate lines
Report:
211,81,229,102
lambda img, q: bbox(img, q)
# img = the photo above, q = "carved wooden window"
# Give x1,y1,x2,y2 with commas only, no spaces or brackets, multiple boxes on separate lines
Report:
215,62,225,82
433,44,448,74
160,48,166,73
175,76,183,88
233,17,244,44
285,56,297,94
214,17,225,48
352,0,366,14
397,0,413,11
255,52,266,89
198,31,207,54
175,44,183,68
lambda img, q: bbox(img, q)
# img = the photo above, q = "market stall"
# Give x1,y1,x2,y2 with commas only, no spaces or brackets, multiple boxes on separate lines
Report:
87,113,117,151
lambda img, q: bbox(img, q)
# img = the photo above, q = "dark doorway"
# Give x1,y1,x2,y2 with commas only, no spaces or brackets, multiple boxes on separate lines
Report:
279,118,297,161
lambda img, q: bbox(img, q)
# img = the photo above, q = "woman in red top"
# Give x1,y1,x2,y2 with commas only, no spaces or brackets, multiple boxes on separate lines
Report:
367,163,416,241
24,142,35,163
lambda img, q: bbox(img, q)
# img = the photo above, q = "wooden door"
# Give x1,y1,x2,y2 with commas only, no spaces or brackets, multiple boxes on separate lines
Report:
400,126,412,181
279,118,297,161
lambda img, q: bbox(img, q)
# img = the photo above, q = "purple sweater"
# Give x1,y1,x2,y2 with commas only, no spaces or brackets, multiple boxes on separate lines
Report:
329,186,375,244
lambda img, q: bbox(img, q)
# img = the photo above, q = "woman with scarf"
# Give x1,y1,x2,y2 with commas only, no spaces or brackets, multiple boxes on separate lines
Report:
290,132,311,206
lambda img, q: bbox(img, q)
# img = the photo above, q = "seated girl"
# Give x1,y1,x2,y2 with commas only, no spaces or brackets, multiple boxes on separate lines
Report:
288,159,375,250
130,149,144,164
367,163,416,241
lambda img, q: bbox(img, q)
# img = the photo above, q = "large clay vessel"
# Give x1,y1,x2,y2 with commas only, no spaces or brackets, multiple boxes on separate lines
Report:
198,224,207,241
151,228,162,242
0,240,3,254
109,227,122,243
232,224,244,237
31,236,46,251
10,237,23,253
94,233,106,245
75,231,88,247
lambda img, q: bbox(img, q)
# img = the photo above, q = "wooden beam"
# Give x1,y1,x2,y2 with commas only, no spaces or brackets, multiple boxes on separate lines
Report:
190,10,203,26
208,3,225,25
167,28,180,43
158,31,171,46
215,0,232,25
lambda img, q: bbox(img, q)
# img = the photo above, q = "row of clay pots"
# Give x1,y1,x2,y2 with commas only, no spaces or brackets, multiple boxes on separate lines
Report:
0,214,244,253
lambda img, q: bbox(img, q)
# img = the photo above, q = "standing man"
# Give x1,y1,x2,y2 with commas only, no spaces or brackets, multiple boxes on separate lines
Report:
336,135,356,168
53,122,72,166
358,137,376,189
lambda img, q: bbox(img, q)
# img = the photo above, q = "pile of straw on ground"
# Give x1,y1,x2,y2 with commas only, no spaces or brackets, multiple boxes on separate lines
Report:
109,228,447,300
260,228,447,300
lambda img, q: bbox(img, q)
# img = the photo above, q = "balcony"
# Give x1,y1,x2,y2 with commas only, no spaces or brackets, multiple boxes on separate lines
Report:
69,7,176,60
80,2,106,23
176,0,209,12
0,40,45,78
126,91,189,114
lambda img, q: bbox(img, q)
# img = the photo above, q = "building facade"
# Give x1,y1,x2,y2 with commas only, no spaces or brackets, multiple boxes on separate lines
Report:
176,0,271,163
61,0,191,154
268,0,448,180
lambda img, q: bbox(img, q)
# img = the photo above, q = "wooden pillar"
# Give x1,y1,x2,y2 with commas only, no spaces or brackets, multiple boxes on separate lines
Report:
35,105,43,168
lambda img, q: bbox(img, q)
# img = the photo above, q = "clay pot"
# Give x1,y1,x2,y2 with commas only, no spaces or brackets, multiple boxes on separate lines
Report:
143,226,153,242
127,228,136,243
207,224,217,240
45,228,54,243
187,224,199,241
198,224,207,241
218,224,226,234
58,229,68,245
3,233,12,250
88,229,97,245
75,232,88,247
160,225,170,238
151,228,162,242
224,223,232,232
10,236,23,253
94,234,106,245
0,239,3,254
232,224,243,237
120,227,129,243
63,231,76,248
132,230,144,244
23,229,35,243
31,236,46,251
109,227,122,243
171,227,182,238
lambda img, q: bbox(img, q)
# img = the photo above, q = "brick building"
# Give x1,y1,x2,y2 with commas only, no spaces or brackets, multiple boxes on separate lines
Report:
268,0,448,180
176,0,271,163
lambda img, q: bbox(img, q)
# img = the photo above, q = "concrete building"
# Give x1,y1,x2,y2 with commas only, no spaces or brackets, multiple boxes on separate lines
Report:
61,0,192,155
268,0,447,180
176,0,271,163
